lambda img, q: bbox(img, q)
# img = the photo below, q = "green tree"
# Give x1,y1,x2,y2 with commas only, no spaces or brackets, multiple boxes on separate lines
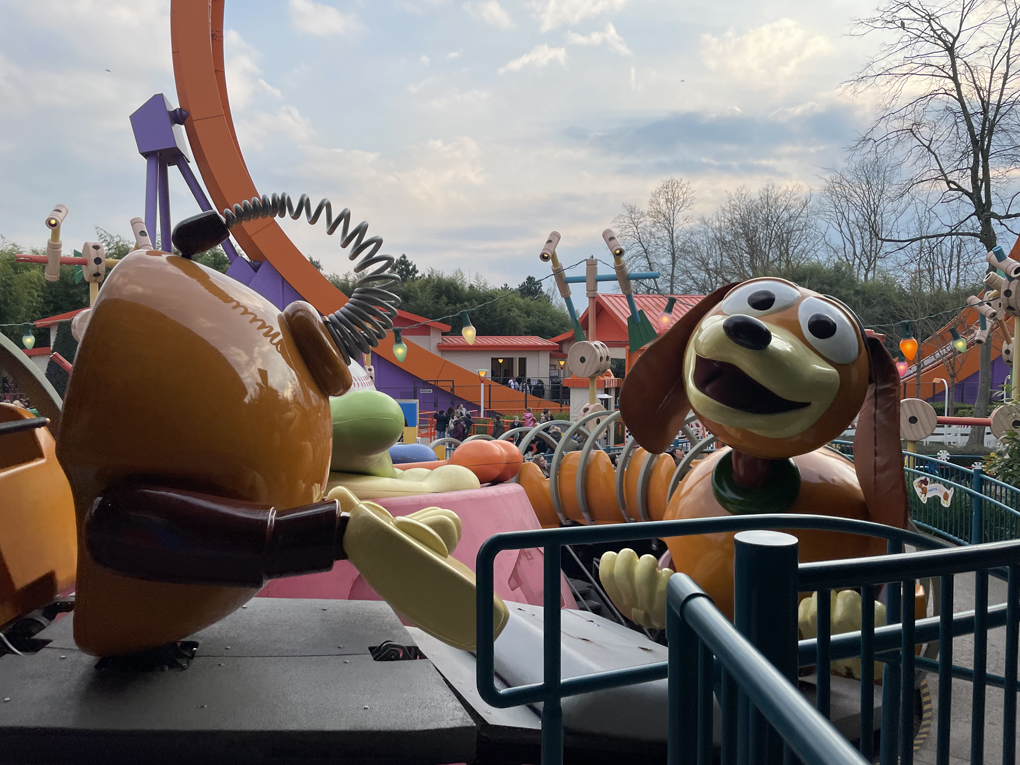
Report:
397,268,571,338
45,321,78,397
194,247,230,273
393,254,420,283
94,227,133,259
517,275,544,299
0,239,44,343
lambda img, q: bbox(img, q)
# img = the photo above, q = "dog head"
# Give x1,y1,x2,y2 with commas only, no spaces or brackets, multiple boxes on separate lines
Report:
622,278,886,460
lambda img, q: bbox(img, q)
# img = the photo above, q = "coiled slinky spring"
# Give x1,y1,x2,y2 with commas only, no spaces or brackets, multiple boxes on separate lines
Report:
222,193,401,365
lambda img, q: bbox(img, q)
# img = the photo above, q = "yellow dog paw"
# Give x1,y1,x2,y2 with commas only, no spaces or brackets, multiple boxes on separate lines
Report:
342,501,507,650
599,548,673,629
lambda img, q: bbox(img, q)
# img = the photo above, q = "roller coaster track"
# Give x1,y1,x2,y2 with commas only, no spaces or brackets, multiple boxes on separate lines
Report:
169,0,560,411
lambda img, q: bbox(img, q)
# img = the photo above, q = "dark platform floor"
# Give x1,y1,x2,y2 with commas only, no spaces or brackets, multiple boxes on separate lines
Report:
0,599,476,765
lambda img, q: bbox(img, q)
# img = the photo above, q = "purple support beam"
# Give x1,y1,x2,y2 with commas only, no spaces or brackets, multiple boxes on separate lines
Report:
177,160,211,212
145,154,158,245
157,160,171,252
177,160,240,263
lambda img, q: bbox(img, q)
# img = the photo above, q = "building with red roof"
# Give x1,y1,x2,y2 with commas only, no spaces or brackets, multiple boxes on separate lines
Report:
436,335,558,384
551,293,704,371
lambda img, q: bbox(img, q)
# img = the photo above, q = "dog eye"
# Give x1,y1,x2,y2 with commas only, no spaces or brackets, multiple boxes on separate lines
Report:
721,280,799,317
798,297,859,364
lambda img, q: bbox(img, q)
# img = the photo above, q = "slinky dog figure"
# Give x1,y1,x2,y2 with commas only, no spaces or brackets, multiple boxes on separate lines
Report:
619,278,908,619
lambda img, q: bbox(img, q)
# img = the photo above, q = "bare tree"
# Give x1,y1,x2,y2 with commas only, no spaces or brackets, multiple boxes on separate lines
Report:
904,204,985,291
689,184,818,289
848,0,1020,442
820,153,906,282
613,177,696,294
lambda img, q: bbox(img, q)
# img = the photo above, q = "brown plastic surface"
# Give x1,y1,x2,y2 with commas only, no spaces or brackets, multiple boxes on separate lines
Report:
57,251,336,656
0,405,76,627
854,337,909,530
664,448,884,620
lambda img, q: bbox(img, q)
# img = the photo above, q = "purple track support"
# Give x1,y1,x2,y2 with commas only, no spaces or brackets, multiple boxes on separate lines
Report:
226,257,256,286
158,160,171,252
177,155,240,263
145,155,158,245
177,160,211,212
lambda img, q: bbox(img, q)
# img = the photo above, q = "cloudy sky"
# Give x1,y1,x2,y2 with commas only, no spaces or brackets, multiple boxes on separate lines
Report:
0,0,891,287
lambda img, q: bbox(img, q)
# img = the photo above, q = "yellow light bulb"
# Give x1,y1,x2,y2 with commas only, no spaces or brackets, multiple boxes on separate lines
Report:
392,329,407,362
950,328,967,354
459,311,476,345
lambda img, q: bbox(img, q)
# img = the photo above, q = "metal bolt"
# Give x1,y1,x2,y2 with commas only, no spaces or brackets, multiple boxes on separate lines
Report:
60,655,67,659
3,698,9,703
363,705,370,710
217,663,224,667
225,646,231,650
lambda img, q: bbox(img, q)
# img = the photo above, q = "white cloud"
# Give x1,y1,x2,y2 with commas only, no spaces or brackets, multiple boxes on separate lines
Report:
565,22,632,55
464,1,516,30
13,0,172,74
770,101,824,122
531,0,628,32
499,44,568,74
224,31,285,111
447,51,463,59
428,89,491,108
297,137,485,213
700,20,832,91
408,76,442,94
289,0,360,37
420,54,431,65
235,105,315,152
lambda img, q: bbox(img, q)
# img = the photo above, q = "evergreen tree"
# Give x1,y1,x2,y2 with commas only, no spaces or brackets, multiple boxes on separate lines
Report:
45,321,78,398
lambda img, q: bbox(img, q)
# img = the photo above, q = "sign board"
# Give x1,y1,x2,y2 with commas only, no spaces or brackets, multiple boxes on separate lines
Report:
912,475,955,507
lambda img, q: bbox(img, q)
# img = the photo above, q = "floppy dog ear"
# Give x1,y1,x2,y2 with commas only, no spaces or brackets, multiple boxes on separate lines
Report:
853,335,908,529
620,282,736,454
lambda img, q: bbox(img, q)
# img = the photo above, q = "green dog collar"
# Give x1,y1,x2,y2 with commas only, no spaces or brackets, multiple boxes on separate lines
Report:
711,451,801,515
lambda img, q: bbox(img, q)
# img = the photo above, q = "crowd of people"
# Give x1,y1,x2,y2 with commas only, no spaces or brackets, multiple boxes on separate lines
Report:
432,405,475,442
504,378,545,399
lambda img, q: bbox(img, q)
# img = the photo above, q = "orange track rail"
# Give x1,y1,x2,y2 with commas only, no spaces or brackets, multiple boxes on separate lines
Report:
169,0,557,412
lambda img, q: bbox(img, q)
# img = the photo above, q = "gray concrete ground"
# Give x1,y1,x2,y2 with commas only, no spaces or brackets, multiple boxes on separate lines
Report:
914,572,1018,765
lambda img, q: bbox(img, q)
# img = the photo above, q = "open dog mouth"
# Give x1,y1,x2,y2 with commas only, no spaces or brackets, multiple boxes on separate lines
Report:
693,356,810,415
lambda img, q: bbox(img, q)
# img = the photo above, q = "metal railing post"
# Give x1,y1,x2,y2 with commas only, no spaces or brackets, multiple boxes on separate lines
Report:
734,530,800,764
542,543,564,765
971,466,985,545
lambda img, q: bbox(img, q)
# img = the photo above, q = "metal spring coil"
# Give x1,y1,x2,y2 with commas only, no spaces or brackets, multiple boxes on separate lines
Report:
222,193,401,365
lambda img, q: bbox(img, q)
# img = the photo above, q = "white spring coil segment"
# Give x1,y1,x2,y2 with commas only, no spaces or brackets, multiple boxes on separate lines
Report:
222,193,401,365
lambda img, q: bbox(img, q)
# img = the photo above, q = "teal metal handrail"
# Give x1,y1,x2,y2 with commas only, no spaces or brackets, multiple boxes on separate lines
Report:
476,515,1019,765
667,572,869,765
829,442,1020,545
477,515,948,764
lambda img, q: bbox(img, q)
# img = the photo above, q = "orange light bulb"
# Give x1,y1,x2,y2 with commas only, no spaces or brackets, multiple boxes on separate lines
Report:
899,337,918,361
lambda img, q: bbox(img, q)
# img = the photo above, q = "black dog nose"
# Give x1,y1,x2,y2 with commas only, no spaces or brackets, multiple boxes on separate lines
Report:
723,314,772,351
